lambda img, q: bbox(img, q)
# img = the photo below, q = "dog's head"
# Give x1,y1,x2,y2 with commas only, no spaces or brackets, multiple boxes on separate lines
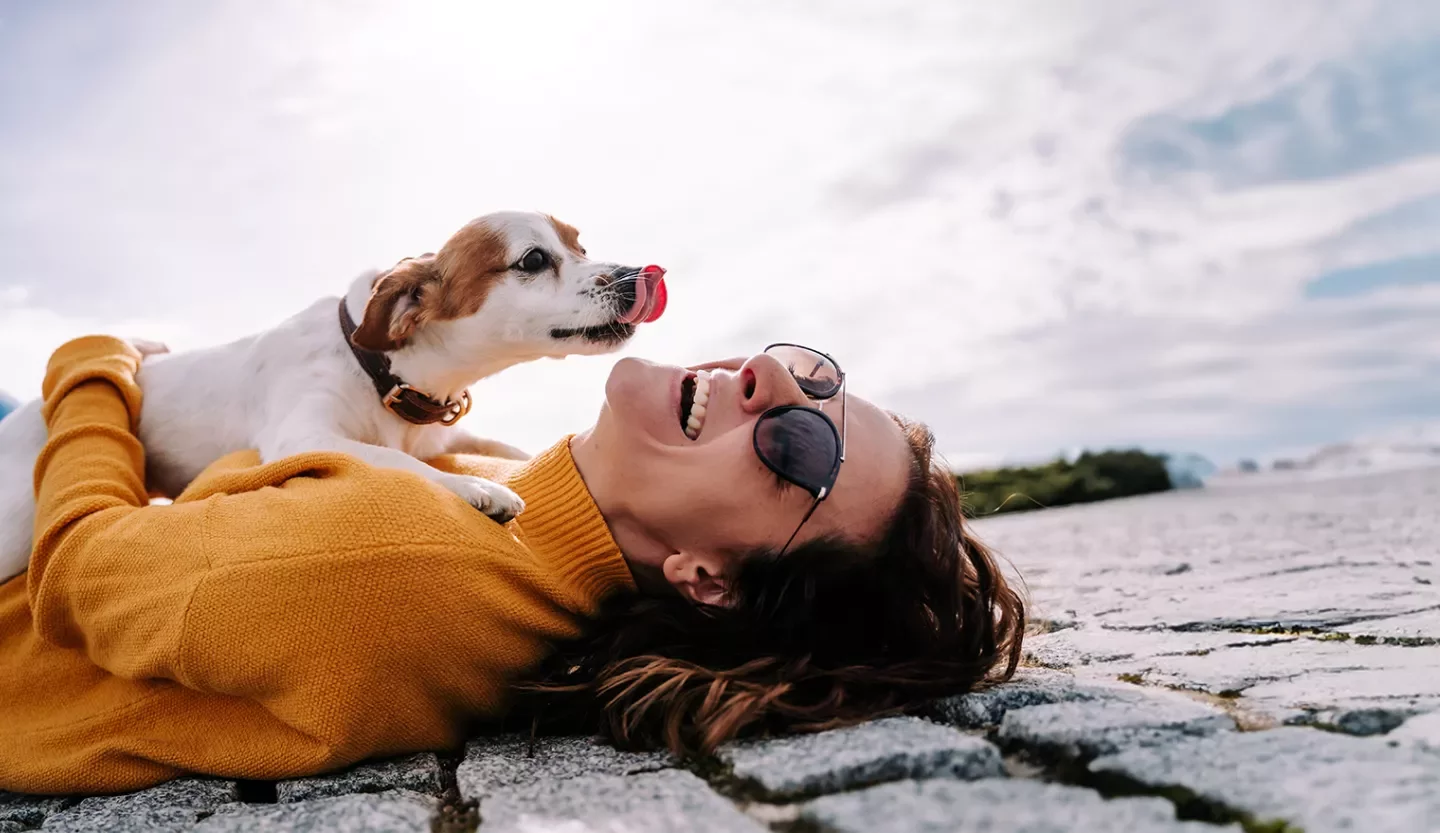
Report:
351,211,666,358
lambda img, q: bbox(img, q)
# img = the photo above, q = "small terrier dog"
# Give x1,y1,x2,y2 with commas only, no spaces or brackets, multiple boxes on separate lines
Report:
0,210,667,581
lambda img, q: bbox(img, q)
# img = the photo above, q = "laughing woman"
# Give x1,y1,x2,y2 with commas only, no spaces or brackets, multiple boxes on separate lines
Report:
0,336,1023,794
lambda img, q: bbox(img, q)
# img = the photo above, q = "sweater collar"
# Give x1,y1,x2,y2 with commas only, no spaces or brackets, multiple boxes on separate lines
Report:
505,438,637,606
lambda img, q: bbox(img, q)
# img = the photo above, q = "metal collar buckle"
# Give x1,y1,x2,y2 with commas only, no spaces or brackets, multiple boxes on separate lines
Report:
383,384,472,426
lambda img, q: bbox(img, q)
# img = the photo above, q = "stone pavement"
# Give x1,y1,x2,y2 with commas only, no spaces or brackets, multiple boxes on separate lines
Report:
2,466,1437,831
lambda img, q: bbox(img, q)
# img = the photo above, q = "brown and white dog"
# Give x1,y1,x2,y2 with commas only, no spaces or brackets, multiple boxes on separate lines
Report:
0,210,667,581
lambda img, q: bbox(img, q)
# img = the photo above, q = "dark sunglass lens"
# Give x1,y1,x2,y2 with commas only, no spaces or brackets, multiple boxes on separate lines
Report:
766,345,841,398
755,408,840,493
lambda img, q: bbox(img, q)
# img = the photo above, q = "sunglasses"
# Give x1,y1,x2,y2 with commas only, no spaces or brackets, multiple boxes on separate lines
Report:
753,343,847,557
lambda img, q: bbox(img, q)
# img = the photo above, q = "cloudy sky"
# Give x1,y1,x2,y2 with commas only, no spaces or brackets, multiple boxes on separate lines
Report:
2,0,1438,469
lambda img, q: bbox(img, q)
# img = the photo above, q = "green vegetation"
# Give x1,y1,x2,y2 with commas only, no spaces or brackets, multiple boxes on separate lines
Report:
956,449,1173,517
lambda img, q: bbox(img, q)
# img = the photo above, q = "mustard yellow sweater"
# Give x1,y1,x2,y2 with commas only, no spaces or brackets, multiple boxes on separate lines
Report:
0,336,635,794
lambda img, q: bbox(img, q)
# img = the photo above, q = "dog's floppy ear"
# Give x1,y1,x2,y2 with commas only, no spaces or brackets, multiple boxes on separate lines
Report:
352,255,439,352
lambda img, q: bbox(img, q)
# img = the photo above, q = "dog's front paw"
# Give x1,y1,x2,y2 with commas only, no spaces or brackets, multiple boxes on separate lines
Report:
441,474,525,523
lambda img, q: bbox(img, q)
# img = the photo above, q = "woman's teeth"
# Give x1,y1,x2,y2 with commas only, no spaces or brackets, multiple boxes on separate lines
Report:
685,371,711,440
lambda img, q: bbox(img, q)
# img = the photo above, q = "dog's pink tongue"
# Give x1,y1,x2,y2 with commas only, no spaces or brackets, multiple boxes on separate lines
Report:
643,267,668,322
619,265,668,325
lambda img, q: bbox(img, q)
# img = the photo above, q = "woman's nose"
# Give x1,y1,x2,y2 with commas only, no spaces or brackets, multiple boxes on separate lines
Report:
738,353,810,415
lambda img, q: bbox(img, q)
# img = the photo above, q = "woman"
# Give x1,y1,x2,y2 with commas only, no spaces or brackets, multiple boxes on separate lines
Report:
0,336,1023,794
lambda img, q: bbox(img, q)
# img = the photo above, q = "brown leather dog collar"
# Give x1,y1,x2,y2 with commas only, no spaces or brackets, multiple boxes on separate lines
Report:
338,298,472,426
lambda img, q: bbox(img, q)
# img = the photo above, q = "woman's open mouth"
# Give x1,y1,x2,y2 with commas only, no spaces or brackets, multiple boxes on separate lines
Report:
678,370,711,440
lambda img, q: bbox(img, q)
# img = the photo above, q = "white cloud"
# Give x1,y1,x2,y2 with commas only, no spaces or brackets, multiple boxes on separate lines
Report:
890,282,1440,465
0,288,195,399
2,0,1439,465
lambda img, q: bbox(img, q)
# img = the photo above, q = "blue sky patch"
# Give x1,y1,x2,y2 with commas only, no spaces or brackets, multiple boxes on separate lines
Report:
1120,40,1440,188
1305,252,1440,300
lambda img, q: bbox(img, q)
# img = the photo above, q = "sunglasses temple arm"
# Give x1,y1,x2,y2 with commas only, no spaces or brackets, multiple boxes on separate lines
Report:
778,497,823,558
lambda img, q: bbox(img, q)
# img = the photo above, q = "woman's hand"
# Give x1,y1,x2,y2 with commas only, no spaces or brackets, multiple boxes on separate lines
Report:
127,338,171,360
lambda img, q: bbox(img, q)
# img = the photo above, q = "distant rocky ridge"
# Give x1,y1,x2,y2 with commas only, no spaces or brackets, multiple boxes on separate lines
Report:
960,422,1440,508
1228,422,1440,481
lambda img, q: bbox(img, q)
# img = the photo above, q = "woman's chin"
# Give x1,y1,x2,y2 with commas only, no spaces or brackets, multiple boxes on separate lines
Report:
603,358,689,447
605,356,661,400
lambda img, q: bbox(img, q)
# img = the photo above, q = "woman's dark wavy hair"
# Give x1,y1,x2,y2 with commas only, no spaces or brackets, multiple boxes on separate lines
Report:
510,416,1025,757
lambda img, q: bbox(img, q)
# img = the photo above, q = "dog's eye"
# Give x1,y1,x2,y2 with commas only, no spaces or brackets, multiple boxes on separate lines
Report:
516,249,551,273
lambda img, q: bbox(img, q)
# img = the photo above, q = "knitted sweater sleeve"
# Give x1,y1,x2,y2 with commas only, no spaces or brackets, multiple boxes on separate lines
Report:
27,336,221,681
26,336,594,755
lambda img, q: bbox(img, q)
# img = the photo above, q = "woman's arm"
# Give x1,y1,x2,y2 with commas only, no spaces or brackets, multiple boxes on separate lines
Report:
27,336,211,679
27,337,557,751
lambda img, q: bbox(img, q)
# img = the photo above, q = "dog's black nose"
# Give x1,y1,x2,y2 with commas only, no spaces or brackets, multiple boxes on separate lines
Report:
608,265,642,310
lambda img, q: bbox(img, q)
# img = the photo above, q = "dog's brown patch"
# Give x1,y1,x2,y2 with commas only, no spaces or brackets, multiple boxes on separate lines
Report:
351,256,441,352
433,221,512,319
547,215,586,257
352,220,513,351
